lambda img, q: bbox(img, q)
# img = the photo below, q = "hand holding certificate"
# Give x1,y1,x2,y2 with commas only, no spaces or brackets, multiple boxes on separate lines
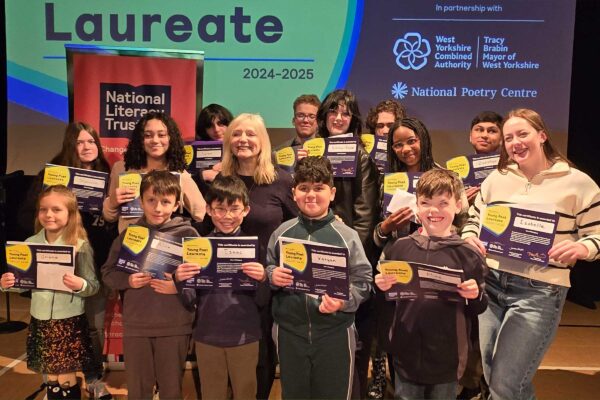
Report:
43,164,109,213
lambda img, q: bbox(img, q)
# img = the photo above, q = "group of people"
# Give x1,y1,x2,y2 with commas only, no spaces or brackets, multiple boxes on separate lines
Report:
0,88,599,400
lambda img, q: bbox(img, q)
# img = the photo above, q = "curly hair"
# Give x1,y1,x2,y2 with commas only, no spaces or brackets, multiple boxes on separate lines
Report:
317,89,363,137
387,117,436,173
50,122,110,172
365,99,406,134
124,112,186,171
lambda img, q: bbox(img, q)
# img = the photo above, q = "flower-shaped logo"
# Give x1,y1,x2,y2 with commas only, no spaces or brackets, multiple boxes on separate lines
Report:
393,33,431,70
391,82,408,100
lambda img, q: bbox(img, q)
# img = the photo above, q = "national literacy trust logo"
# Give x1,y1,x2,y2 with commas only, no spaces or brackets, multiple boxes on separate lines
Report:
393,32,431,71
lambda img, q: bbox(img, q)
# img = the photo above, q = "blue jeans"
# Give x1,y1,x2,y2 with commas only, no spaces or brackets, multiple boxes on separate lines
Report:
393,357,457,400
479,270,568,400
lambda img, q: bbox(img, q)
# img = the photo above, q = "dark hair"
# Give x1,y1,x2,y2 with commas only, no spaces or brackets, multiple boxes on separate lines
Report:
416,169,463,202
470,111,503,130
317,89,363,137
293,156,334,187
293,94,321,112
387,117,435,172
50,122,110,172
124,112,186,171
195,103,234,141
205,175,249,207
366,99,406,134
498,108,571,171
139,170,181,200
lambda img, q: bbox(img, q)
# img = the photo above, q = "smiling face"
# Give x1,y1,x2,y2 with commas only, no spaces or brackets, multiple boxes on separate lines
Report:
206,117,227,141
76,129,99,168
392,126,421,172
207,199,249,234
502,116,548,176
143,118,170,160
140,188,178,226
293,181,336,219
38,192,70,236
230,122,262,161
416,192,460,237
293,102,319,140
470,122,502,154
375,111,396,136
326,102,352,136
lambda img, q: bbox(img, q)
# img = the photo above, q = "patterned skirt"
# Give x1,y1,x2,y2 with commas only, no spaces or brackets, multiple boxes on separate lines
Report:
27,314,95,374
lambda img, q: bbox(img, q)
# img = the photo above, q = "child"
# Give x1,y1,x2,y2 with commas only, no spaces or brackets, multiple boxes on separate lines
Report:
101,170,198,399
267,156,372,399
1,185,99,400
375,169,487,400
175,174,266,399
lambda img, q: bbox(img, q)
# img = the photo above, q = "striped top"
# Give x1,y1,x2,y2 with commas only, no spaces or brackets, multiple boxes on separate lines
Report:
461,161,600,286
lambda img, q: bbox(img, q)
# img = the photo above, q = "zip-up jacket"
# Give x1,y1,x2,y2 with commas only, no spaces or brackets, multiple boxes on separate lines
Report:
461,161,600,286
102,216,198,337
6,229,100,320
266,210,372,342
384,231,487,384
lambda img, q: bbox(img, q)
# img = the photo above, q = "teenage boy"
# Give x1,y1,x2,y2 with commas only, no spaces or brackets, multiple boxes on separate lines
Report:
175,175,266,399
102,170,198,400
375,169,487,400
287,94,321,147
266,156,372,399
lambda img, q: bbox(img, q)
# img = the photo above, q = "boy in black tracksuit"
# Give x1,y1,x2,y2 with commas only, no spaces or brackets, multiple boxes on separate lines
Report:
375,169,487,400
267,157,372,399
175,175,267,399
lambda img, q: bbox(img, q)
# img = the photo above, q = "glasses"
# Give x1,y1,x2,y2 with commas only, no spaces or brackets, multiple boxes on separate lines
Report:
392,137,419,150
295,113,317,121
375,122,395,130
211,207,245,218
327,108,352,120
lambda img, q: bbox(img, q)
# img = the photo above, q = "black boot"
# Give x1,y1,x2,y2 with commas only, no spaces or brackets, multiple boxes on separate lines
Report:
46,381,61,400
60,383,82,400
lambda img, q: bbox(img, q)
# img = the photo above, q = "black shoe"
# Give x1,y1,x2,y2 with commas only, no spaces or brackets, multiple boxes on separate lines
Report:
60,383,82,400
46,381,61,400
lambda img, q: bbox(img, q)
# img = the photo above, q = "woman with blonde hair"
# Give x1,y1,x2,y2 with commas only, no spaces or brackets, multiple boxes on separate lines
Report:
220,113,298,399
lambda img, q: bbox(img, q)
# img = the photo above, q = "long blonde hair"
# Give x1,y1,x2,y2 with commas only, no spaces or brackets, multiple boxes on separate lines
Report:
221,113,277,185
34,185,88,246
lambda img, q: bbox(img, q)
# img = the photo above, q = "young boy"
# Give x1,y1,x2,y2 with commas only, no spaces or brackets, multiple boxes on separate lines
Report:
102,170,198,400
375,169,487,400
267,156,372,399
174,175,266,399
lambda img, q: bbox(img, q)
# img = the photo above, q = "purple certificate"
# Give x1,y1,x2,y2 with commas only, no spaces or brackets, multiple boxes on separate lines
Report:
479,204,558,266
184,141,223,173
5,242,75,291
43,164,109,213
279,237,350,300
382,172,422,216
182,236,259,290
446,153,500,187
379,260,464,302
361,134,388,173
116,226,183,279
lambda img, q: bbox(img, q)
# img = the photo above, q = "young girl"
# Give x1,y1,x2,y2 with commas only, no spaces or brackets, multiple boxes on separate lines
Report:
1,185,99,400
103,112,206,233
17,122,116,399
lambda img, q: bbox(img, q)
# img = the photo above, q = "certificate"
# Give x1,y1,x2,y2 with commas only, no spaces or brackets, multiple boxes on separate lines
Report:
274,136,359,177
181,236,259,290
43,164,109,213
446,153,500,187
5,242,75,292
184,141,223,173
279,237,349,300
382,172,422,216
479,204,558,266
379,260,463,302
115,225,183,279
360,134,388,173
118,172,143,218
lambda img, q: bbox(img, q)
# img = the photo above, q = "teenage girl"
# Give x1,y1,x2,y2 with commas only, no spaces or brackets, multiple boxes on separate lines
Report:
2,185,99,400
103,112,206,233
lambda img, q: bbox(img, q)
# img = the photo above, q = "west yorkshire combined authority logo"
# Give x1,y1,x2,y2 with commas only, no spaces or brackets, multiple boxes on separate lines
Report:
393,33,431,70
